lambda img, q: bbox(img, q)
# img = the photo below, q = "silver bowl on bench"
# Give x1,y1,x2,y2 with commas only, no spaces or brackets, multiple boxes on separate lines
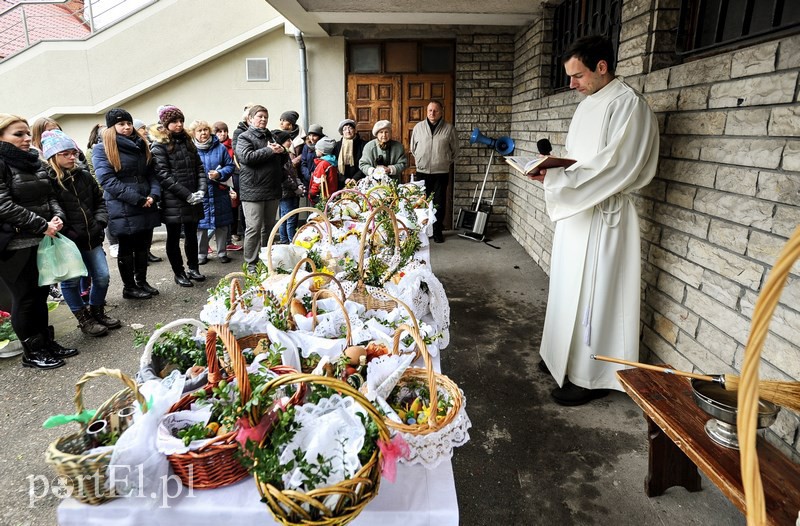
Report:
690,379,780,450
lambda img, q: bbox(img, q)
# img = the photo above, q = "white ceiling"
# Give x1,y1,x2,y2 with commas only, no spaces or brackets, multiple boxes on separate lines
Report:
267,0,547,36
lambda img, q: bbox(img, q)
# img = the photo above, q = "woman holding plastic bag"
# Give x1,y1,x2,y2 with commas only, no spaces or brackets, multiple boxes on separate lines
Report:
0,114,78,369
44,129,122,337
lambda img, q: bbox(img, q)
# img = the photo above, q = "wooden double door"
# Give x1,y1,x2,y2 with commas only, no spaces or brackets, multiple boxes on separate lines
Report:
346,73,455,227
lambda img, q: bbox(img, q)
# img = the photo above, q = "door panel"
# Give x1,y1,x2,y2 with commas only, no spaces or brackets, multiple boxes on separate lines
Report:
347,75,402,143
345,72,455,229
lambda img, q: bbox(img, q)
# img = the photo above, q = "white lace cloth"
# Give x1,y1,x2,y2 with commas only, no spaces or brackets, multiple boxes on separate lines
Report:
397,389,471,469
280,395,367,511
156,406,215,455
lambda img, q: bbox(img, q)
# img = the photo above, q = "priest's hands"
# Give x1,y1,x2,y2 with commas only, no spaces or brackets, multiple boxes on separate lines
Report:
527,169,546,183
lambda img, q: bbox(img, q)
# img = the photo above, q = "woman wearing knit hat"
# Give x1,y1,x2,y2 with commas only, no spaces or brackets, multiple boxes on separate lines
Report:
93,108,161,300
359,120,407,180
0,114,74,369
150,105,208,287
332,118,366,186
43,129,121,337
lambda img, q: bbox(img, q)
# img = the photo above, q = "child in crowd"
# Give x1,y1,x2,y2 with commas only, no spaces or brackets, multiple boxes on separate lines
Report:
43,130,121,337
213,121,242,250
274,130,304,243
308,137,337,205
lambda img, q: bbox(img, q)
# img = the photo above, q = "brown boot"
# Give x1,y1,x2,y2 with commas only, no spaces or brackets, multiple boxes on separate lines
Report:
74,307,108,337
90,304,122,329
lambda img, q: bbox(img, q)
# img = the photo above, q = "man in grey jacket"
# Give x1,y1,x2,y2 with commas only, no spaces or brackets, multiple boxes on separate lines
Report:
410,100,459,243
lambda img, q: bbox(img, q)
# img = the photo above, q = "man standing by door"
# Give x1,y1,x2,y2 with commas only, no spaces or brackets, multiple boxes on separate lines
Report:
533,35,659,406
411,100,459,243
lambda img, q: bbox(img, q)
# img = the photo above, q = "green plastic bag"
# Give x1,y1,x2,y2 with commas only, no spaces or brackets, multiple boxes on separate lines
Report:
37,233,88,286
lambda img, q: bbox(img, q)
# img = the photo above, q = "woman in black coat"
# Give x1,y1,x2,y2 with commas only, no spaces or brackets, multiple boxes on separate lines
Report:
0,114,76,369
151,105,207,287
234,104,287,272
93,108,161,300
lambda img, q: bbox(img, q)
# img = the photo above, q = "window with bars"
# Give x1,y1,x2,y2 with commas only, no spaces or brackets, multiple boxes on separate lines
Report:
677,0,800,55
549,0,622,92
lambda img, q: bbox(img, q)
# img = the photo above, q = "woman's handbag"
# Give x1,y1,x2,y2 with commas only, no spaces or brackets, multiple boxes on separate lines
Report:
37,233,88,286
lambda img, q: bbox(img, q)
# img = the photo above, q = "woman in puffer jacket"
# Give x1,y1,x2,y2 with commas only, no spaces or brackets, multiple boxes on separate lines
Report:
43,129,121,338
0,114,76,370
93,108,161,300
189,120,235,265
150,105,208,287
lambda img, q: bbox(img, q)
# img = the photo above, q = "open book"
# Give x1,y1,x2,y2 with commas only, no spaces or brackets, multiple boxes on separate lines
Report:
504,155,576,175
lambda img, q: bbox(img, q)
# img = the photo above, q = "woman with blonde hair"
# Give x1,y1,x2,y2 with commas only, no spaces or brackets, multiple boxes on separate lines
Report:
189,119,235,264
0,113,75,369
43,129,120,336
92,108,161,299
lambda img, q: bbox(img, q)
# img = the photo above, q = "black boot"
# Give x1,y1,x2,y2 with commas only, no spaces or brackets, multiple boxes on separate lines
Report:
186,268,206,282
147,251,162,263
89,304,122,329
46,325,80,358
21,334,65,370
74,307,108,337
174,272,193,287
134,251,159,296
119,255,151,299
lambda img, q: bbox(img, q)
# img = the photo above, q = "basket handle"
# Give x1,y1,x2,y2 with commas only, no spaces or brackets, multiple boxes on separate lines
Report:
285,271,347,305
74,368,148,416
207,324,252,413
224,280,268,324
357,206,402,278
286,257,317,291
738,226,800,525
324,188,373,216
390,323,439,429
138,318,208,373
365,184,398,209
265,207,332,274
309,288,353,347
257,372,390,442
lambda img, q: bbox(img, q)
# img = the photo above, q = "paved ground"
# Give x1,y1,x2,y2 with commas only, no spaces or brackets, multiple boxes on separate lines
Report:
0,228,745,525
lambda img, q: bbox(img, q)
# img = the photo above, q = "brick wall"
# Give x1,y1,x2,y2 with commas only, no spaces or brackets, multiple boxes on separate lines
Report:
510,3,800,456
453,33,515,229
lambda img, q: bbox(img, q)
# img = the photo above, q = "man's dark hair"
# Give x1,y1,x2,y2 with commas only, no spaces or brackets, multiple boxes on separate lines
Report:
562,35,615,73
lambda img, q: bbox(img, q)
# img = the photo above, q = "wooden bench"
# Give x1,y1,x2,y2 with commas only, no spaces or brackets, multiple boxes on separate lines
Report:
617,367,800,526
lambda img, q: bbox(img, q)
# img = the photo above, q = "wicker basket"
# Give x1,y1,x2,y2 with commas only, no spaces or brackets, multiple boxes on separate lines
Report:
45,368,148,505
265,207,332,275
164,324,249,489
324,188,372,221
224,276,270,354
350,206,403,312
738,226,800,525
136,318,208,392
245,372,391,526
385,323,462,435
364,184,398,210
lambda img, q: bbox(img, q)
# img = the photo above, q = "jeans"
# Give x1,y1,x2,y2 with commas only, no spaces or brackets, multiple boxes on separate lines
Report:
278,196,299,243
61,245,110,312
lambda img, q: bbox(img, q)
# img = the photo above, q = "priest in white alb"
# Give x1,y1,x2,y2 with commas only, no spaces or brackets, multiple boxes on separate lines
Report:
531,35,660,406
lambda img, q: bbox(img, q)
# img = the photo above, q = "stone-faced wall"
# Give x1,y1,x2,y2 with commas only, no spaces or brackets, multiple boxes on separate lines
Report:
510,3,800,456
453,33,515,229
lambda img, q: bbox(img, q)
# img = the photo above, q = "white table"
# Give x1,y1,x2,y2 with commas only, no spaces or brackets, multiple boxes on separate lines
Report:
58,459,458,525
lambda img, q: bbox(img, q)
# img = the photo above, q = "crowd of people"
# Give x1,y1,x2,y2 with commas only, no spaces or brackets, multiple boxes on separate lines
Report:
0,99,459,370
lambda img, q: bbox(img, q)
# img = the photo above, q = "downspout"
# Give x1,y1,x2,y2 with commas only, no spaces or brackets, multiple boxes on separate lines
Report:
294,29,309,132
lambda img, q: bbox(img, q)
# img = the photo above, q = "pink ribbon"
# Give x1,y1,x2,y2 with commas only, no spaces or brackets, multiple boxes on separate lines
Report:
378,434,410,483
235,397,289,448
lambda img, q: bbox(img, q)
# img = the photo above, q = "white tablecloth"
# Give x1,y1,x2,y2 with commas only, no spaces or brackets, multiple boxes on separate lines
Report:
57,460,458,526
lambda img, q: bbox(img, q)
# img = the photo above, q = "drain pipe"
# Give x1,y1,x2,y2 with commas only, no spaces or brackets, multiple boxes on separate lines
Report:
294,29,309,132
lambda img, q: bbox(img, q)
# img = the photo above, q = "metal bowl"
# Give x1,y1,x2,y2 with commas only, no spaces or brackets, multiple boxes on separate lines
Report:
691,379,780,449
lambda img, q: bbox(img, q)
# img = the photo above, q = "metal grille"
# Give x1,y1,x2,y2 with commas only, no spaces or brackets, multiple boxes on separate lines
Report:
549,0,622,92
677,0,800,55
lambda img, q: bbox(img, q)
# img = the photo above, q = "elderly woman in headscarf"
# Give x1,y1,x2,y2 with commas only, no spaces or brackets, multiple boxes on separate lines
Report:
332,118,366,187
358,120,407,180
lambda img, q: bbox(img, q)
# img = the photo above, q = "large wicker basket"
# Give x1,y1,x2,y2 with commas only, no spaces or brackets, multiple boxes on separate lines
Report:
738,226,800,525
45,368,148,505
350,206,403,312
265,207,332,275
324,188,373,223
164,323,249,489
246,373,390,526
